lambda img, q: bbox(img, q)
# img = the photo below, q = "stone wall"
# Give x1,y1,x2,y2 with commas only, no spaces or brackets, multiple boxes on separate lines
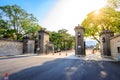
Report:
27,40,35,53
110,34,120,61
0,39,23,56
46,42,54,54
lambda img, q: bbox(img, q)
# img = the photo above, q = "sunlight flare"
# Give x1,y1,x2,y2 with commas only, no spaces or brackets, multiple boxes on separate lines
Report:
94,10,100,15
41,0,107,35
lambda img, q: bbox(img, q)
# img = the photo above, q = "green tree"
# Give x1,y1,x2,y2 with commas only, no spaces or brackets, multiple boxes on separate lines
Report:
49,31,61,51
50,29,75,51
0,5,39,40
81,7,120,43
0,19,9,38
20,18,42,39
107,0,120,8
58,29,68,50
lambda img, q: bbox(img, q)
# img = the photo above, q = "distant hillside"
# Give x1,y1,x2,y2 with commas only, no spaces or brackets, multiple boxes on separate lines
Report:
85,40,98,47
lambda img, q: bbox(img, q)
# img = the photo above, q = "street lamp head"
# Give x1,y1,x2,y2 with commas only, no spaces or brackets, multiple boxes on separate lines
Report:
102,37,105,43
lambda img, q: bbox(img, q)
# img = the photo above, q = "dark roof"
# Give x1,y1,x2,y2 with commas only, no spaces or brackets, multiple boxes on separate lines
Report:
99,30,114,36
110,33,120,40
38,30,49,35
74,25,84,30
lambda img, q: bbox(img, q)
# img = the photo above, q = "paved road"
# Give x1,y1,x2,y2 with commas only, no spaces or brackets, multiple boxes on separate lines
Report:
0,55,120,80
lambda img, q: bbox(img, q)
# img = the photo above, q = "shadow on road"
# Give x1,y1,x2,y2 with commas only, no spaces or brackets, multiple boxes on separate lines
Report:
8,58,120,80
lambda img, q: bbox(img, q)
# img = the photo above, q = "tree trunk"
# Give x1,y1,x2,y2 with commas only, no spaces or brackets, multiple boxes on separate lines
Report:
91,35,100,43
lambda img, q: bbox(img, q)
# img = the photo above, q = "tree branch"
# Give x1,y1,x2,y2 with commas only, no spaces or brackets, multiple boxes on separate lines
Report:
91,34,100,43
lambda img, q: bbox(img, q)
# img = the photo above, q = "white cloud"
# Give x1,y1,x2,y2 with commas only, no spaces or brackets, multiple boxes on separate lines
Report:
41,0,106,35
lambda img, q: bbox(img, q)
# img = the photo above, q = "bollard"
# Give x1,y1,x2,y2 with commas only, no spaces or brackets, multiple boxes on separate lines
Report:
66,52,67,56
52,53,54,55
59,52,61,56
4,72,9,80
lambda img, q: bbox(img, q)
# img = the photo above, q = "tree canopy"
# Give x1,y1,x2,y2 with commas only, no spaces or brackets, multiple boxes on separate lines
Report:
81,0,120,43
81,7,120,43
49,29,75,51
0,5,42,40
107,0,120,8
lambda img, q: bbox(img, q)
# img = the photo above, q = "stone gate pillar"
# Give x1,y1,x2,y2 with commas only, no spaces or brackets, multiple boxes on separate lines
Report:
100,30,114,56
38,30,49,54
74,25,85,56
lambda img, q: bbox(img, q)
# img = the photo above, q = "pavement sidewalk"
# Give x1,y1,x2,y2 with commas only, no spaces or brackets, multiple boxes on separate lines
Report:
0,54,37,60
0,50,116,61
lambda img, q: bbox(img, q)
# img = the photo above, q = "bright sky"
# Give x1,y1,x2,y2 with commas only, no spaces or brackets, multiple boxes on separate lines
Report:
0,0,107,35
